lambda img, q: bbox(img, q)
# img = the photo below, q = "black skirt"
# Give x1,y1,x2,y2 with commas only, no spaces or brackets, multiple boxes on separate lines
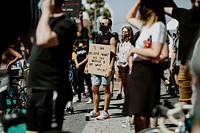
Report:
123,60,161,117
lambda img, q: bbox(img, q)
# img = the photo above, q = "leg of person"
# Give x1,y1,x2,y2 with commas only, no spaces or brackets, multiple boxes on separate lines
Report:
26,90,53,132
134,114,148,132
178,64,192,103
109,73,114,97
150,117,158,128
54,87,70,131
120,72,128,99
76,69,84,102
88,75,100,117
116,70,122,99
85,73,92,104
96,76,111,120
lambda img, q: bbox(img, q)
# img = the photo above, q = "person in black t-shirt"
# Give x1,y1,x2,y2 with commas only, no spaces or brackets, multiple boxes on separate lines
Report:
74,35,92,104
26,0,77,132
84,18,117,120
165,0,200,103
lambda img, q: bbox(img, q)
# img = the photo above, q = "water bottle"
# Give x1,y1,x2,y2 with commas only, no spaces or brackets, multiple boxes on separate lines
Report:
126,116,131,128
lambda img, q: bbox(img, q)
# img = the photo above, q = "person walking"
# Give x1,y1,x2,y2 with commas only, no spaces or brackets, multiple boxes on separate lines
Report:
164,0,200,103
126,0,167,132
85,17,117,120
26,0,77,132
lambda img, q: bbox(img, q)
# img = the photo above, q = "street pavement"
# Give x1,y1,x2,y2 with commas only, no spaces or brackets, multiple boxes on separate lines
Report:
62,71,179,133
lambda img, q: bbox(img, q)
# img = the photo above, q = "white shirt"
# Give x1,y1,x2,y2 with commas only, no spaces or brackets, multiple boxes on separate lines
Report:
117,41,132,65
134,21,167,60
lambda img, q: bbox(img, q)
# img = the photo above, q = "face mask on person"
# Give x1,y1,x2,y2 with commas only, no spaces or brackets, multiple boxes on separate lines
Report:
124,33,129,38
99,25,107,31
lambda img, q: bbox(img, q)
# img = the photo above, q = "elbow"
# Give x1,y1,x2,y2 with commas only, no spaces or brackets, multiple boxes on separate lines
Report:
125,16,131,22
18,55,22,59
36,38,48,47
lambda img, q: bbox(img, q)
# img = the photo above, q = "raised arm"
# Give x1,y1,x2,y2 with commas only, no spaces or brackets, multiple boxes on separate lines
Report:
36,0,59,48
164,7,173,16
126,0,141,29
6,48,22,69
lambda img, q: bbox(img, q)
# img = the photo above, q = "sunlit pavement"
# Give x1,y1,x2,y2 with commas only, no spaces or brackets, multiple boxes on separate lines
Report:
62,71,179,133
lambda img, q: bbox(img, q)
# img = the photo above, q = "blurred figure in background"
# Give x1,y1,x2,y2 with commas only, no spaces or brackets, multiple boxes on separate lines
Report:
164,0,200,103
26,0,77,132
0,42,22,115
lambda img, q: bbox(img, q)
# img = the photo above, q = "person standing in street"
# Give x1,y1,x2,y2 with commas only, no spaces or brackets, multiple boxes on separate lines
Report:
164,0,200,104
116,26,133,100
85,18,117,120
26,0,77,132
126,0,167,132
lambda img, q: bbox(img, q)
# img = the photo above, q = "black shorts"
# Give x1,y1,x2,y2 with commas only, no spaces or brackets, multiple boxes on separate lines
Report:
26,89,68,132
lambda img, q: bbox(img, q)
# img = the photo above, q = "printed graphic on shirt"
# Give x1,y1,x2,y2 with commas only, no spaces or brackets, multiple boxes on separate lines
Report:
143,35,152,48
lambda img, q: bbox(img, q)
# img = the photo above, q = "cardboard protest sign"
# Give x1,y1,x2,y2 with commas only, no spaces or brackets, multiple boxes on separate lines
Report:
64,0,81,17
88,44,110,76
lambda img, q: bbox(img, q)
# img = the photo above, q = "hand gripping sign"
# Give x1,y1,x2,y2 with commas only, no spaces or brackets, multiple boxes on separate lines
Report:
88,44,110,76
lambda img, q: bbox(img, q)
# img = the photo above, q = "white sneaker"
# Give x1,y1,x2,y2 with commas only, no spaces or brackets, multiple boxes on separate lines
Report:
96,111,110,120
73,97,80,103
86,98,93,104
87,110,100,117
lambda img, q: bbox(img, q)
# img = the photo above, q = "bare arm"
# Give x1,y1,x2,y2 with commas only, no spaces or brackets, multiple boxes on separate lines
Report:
105,37,117,77
36,0,59,48
7,48,22,69
126,0,141,29
76,11,83,37
129,42,163,59
164,7,173,16
170,47,176,71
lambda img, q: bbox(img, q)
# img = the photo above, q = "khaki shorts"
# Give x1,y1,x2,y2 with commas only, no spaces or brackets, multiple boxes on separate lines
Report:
178,64,192,102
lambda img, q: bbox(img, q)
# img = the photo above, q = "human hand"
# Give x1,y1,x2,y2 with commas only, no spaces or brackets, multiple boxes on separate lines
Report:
84,66,88,74
105,69,112,78
41,0,55,14
79,11,83,19
76,64,80,69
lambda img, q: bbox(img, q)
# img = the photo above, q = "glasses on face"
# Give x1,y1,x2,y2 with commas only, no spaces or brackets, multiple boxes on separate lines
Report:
100,22,105,26
122,30,128,33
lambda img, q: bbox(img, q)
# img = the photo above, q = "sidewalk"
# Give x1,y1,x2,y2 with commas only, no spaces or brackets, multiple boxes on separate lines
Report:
62,71,179,133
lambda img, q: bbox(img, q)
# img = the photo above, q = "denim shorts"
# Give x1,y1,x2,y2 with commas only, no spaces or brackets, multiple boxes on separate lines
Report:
91,74,111,86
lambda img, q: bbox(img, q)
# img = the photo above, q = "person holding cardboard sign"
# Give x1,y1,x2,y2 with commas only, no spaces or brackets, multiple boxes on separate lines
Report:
84,18,117,120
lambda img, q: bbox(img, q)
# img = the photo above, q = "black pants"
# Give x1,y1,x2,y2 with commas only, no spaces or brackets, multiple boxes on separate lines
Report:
76,67,92,100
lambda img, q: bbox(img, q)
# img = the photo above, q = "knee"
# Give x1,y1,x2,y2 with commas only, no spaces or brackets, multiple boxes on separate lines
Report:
92,86,99,94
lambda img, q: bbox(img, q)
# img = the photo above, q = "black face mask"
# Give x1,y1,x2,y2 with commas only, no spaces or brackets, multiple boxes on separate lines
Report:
124,34,129,38
99,25,107,31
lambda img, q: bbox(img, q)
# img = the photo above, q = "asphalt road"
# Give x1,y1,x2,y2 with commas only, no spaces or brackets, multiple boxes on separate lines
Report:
62,73,179,133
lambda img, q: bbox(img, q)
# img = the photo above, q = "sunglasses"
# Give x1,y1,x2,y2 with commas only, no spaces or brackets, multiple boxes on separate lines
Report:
100,22,106,26
122,30,128,33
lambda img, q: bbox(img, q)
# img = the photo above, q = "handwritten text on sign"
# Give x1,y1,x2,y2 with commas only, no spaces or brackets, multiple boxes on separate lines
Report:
88,44,110,76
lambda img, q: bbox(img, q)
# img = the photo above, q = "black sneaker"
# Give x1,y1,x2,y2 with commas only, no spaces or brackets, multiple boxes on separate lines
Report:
116,94,122,99
66,107,74,114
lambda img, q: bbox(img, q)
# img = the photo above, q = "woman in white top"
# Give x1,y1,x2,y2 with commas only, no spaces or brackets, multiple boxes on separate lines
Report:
126,0,168,132
116,26,133,100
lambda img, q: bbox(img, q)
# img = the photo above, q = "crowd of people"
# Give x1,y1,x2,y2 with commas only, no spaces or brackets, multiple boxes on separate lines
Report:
0,0,200,132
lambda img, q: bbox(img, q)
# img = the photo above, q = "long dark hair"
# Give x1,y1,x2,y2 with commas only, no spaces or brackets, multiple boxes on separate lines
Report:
121,26,134,43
